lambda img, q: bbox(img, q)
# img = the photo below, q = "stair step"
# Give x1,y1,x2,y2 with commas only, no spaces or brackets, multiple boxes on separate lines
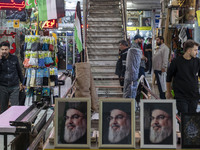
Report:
95,80,120,86
88,21,122,27
89,9,120,14
89,55,118,61
88,27,122,32
90,1,119,6
87,37,122,43
88,17,121,22
93,75,118,79
91,64,116,68
91,66,116,73
90,0,120,1
89,13,121,18
87,44,118,49
89,53,118,56
88,49,119,55
89,60,117,66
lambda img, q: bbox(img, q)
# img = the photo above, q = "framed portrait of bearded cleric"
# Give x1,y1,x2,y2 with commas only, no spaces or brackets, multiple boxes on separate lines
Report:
54,98,91,148
99,98,135,148
181,113,200,148
140,100,176,148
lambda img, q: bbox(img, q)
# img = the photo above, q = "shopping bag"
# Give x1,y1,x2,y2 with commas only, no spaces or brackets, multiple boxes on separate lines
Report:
158,72,167,92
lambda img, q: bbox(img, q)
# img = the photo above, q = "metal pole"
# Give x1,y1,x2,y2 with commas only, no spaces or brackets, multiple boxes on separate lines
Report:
73,31,75,64
151,9,156,55
66,33,68,70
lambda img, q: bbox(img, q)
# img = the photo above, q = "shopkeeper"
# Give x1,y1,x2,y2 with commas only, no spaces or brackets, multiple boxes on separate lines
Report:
0,41,24,113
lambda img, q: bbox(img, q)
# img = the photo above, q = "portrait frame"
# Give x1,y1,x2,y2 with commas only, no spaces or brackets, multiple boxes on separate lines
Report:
142,17,151,26
140,100,176,148
181,113,200,148
54,98,91,148
99,98,135,148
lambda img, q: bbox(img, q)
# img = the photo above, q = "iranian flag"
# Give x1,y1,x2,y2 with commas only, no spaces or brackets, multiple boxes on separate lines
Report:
74,1,83,53
38,0,65,21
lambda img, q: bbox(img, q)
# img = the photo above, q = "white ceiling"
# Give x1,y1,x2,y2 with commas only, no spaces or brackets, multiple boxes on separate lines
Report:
127,0,161,10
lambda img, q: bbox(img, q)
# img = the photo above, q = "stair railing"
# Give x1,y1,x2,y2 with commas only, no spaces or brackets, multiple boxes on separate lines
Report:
83,0,90,62
120,0,127,41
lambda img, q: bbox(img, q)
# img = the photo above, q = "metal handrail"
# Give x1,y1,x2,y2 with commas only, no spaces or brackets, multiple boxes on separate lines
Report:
62,78,77,98
84,0,89,62
120,0,127,41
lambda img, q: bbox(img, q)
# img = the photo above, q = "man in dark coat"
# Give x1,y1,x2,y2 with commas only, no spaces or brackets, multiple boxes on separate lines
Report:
115,40,129,89
0,41,24,113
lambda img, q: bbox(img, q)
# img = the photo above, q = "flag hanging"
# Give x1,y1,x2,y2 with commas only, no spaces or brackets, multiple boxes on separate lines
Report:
74,1,83,53
38,0,65,21
25,0,37,9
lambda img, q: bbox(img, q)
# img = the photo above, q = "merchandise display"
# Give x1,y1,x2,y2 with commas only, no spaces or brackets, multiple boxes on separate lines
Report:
23,35,58,106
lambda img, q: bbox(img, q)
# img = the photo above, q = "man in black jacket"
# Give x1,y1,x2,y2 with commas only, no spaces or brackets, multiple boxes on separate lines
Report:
115,40,129,89
166,40,200,115
0,41,24,113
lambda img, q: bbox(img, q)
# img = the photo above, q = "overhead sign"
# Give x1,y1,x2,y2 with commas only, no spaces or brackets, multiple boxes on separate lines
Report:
0,0,25,11
127,26,152,31
39,19,58,29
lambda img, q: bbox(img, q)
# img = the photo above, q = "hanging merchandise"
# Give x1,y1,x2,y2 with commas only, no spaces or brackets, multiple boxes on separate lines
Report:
179,27,187,48
23,35,58,106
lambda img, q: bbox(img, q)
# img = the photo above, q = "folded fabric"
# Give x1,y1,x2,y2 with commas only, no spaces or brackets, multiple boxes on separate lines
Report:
26,42,32,50
23,58,30,68
38,59,45,67
26,68,31,87
29,57,38,66
36,69,43,86
30,69,36,87
31,42,39,51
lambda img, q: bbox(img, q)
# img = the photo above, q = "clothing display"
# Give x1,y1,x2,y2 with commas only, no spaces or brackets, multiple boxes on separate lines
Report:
23,35,58,105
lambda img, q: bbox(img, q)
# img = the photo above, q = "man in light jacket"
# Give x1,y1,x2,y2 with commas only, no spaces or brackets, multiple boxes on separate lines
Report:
152,36,169,99
123,35,142,98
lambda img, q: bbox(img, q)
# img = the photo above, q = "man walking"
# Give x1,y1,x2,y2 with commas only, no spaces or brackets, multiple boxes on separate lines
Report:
123,35,142,98
0,41,24,113
115,40,129,88
152,36,169,99
166,40,200,115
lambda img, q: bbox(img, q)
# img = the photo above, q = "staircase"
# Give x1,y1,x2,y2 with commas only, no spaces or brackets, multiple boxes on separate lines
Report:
87,0,125,98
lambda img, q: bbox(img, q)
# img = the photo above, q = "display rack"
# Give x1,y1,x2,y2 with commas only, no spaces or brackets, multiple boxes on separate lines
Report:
23,35,58,106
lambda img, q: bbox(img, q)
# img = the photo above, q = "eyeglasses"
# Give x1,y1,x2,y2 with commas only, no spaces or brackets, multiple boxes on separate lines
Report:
107,114,126,121
150,115,170,121
64,114,85,121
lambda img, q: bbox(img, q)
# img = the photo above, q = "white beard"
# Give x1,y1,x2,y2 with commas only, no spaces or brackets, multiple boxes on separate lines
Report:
150,125,172,143
64,122,86,143
108,120,131,143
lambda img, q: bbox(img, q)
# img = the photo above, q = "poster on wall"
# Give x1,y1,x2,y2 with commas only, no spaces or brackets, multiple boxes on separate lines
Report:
142,17,151,26
0,30,16,54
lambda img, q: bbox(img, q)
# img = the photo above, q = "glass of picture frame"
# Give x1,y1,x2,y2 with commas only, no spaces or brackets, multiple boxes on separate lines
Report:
181,113,200,148
54,98,91,148
98,98,135,148
140,100,176,148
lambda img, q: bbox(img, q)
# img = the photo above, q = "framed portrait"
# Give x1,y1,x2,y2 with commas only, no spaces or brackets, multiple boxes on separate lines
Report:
142,17,151,26
181,113,200,148
99,98,135,148
140,100,176,148
54,98,91,148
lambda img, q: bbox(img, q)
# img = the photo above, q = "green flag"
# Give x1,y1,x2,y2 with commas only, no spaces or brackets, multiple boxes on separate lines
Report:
25,0,37,9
